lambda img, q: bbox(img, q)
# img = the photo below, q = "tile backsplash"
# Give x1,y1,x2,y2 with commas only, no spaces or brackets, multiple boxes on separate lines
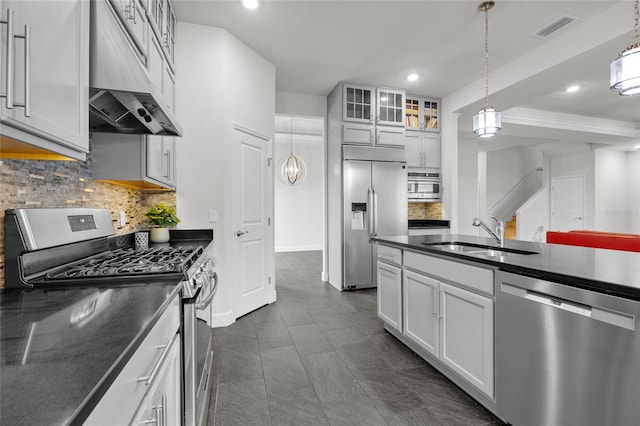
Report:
408,202,442,219
0,152,175,287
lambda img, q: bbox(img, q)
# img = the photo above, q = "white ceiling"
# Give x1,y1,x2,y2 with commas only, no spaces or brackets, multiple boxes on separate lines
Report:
174,0,640,154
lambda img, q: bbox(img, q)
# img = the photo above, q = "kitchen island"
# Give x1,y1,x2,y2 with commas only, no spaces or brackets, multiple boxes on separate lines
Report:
374,233,640,426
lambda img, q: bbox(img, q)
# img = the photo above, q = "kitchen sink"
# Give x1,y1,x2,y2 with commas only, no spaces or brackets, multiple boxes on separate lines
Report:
422,241,539,257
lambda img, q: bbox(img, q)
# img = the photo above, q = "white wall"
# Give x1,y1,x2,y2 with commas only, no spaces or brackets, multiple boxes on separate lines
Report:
276,91,327,119
627,150,640,233
457,136,479,236
176,22,275,327
274,132,323,251
595,149,627,232
549,150,595,230
517,186,549,242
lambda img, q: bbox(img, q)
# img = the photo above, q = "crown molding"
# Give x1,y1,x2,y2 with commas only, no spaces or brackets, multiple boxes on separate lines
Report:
501,107,639,138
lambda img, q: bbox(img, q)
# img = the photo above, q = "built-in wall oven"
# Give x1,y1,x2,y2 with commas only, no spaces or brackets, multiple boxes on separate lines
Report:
408,170,441,201
3,208,217,426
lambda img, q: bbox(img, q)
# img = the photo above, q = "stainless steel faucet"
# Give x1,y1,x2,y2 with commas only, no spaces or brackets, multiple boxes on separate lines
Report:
472,217,505,247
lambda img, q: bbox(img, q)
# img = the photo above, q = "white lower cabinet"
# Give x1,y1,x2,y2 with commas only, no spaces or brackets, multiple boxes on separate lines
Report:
376,260,402,331
439,281,494,398
380,246,495,399
403,270,439,357
131,333,182,426
84,297,181,425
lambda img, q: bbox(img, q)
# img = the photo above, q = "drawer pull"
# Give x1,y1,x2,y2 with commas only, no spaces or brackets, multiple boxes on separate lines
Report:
137,342,171,386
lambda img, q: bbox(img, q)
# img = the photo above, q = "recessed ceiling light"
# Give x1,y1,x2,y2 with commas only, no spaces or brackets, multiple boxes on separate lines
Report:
566,85,580,93
406,73,420,82
242,0,259,10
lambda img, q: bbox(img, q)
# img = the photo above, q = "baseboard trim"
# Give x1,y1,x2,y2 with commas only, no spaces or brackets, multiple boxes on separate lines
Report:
275,245,323,252
211,309,235,328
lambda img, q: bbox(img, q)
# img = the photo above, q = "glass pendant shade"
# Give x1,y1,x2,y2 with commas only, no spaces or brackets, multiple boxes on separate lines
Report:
473,107,501,138
610,45,640,96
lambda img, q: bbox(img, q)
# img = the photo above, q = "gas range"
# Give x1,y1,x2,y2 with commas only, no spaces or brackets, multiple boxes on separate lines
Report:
3,208,217,426
3,208,207,289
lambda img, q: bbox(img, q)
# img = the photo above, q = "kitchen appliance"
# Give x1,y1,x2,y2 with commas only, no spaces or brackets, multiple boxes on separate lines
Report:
408,170,441,201
342,147,407,289
496,270,640,426
89,0,182,136
3,208,215,426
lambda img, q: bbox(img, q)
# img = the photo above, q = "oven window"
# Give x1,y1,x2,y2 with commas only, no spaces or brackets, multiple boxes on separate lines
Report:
416,182,439,193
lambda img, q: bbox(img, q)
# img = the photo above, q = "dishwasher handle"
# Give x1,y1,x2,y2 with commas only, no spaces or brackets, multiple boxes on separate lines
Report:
501,282,635,331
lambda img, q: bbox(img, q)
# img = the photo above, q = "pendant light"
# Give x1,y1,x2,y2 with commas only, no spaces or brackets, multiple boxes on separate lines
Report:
279,117,306,185
473,1,501,138
610,0,640,96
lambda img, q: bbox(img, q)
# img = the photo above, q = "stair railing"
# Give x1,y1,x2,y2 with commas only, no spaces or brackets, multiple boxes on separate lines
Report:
488,167,543,220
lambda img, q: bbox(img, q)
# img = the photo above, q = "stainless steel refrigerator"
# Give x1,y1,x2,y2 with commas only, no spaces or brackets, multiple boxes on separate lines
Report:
342,151,407,290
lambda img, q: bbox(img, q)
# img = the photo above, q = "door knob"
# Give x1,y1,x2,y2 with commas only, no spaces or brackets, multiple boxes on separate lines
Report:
236,230,248,237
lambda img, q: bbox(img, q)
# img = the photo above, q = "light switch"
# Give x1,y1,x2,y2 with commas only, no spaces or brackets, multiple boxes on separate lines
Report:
119,211,126,227
209,210,218,223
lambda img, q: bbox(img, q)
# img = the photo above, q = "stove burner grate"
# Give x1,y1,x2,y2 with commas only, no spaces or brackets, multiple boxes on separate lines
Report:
45,246,203,280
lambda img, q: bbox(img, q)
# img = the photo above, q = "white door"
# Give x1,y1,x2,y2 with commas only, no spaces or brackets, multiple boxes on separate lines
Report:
551,176,585,231
231,126,274,318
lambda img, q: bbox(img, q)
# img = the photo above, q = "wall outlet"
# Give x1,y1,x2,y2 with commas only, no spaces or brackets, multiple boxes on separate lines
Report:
209,209,218,223
119,211,126,227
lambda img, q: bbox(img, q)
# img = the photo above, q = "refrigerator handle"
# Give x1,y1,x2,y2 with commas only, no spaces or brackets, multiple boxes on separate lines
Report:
367,187,375,238
372,187,378,237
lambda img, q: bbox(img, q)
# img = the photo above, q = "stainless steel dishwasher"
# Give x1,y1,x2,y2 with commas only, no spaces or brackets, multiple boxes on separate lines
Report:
495,271,640,426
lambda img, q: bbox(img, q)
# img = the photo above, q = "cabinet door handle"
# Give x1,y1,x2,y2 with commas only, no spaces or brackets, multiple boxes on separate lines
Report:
161,394,167,426
163,150,170,179
11,23,30,116
378,264,397,275
0,8,14,108
432,286,438,316
166,150,171,180
126,0,137,24
137,340,172,386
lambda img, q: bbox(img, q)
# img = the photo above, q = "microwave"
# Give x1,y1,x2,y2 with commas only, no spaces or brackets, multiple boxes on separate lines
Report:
408,171,441,201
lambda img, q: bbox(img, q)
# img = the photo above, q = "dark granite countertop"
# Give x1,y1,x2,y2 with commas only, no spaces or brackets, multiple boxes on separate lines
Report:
408,219,450,229
0,230,214,425
373,233,640,301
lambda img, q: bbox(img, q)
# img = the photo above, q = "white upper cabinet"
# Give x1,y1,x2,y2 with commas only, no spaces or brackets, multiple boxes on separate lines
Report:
405,96,440,132
147,0,175,71
405,133,440,168
342,83,375,124
376,88,405,127
109,0,148,59
0,0,89,159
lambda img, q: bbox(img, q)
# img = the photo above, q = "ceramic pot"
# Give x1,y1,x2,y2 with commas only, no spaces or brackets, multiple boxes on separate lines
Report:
150,227,170,243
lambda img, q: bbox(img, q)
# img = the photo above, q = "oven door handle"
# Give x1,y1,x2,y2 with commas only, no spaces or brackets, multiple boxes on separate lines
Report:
196,272,218,310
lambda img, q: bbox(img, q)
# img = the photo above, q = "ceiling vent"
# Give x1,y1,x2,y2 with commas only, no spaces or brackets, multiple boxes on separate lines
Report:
531,15,577,38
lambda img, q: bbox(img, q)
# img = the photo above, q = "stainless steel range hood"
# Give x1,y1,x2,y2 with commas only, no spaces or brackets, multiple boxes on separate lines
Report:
89,0,182,136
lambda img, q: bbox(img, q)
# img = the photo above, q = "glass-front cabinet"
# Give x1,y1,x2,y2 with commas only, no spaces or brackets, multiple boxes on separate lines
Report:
377,88,405,127
343,84,375,123
406,96,440,132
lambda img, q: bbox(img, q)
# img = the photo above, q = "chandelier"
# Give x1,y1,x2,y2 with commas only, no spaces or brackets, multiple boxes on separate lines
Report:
472,1,501,138
610,0,640,96
279,118,306,185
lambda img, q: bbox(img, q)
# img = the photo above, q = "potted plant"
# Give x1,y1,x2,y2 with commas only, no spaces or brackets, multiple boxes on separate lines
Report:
145,204,180,243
